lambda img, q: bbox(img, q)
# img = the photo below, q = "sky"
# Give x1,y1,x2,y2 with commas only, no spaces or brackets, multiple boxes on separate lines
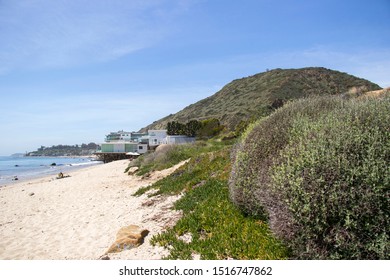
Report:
0,0,389,155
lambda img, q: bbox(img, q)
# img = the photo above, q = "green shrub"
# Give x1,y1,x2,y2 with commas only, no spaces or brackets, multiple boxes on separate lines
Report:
230,96,345,220
197,118,225,139
229,95,390,259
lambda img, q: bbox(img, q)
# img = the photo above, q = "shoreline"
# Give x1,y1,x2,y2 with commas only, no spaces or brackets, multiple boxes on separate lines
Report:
0,156,103,187
23,155,98,159
0,159,186,260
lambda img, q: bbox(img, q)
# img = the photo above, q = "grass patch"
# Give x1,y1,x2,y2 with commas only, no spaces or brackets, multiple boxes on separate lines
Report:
134,146,289,259
127,139,234,176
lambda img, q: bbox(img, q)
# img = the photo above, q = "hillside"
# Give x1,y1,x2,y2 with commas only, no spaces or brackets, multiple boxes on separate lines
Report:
26,143,100,157
140,67,381,132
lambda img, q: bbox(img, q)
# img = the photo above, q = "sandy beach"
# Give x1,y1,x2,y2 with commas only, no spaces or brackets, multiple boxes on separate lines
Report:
0,159,185,260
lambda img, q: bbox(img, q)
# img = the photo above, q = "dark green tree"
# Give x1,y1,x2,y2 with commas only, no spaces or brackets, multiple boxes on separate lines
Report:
185,120,202,137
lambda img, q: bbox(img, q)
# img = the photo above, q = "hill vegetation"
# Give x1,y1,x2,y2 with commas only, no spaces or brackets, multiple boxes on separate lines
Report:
140,67,381,133
166,119,224,138
27,143,100,157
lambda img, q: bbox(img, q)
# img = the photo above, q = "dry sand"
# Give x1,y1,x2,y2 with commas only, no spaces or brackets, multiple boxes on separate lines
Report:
0,159,186,260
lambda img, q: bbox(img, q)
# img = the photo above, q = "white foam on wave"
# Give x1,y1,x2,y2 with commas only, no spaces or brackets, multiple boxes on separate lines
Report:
66,161,102,167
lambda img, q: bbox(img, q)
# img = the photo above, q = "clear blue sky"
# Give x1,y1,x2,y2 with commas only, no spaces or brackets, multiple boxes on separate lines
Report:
0,0,389,155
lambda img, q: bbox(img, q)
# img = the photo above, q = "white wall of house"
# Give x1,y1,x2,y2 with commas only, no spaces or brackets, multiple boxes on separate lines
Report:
165,135,196,145
136,143,148,154
147,130,168,147
120,134,131,141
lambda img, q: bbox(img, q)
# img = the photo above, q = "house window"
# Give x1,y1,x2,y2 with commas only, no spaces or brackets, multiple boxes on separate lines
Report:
138,146,143,150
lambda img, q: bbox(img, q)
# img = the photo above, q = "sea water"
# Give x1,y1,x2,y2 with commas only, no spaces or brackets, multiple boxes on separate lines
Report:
0,156,103,185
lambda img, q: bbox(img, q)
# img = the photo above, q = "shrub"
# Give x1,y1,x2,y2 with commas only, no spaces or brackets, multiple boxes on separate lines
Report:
230,97,345,223
197,118,225,139
229,95,390,259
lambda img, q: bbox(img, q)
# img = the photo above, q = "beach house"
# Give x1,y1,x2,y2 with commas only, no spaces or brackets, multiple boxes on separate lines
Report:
100,142,148,154
105,130,148,143
105,130,131,142
96,129,195,162
95,131,147,162
139,130,168,148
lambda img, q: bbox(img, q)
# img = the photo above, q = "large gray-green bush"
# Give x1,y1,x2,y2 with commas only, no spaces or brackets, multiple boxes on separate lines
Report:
229,95,389,259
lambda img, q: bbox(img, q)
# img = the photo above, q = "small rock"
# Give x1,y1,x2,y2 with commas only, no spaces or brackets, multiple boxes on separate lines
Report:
127,166,139,175
29,192,35,196
99,255,110,260
141,200,155,207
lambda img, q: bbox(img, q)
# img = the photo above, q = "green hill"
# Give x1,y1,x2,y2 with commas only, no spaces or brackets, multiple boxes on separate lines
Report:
140,67,381,132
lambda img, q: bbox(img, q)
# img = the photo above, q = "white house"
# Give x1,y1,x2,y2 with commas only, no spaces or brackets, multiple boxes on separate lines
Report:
105,130,132,142
140,130,168,147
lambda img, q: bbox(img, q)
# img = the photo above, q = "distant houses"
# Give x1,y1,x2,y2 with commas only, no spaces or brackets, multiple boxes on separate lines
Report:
101,130,150,154
95,129,195,162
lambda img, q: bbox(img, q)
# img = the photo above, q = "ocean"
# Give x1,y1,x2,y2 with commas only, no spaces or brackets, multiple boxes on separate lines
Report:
0,156,103,185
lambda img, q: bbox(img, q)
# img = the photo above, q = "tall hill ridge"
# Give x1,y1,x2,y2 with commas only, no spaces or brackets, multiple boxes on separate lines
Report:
140,67,381,132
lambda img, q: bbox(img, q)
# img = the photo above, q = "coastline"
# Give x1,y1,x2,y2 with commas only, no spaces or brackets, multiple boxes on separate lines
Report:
0,159,185,260
0,156,102,187
23,155,98,159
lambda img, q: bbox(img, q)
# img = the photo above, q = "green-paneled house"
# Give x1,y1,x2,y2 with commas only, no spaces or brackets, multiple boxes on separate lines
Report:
101,143,148,154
